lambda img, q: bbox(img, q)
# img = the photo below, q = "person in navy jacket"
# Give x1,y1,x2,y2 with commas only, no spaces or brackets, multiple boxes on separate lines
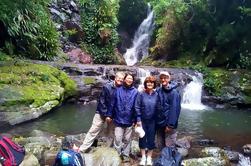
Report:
79,72,125,152
135,76,158,166
156,71,181,148
112,73,139,162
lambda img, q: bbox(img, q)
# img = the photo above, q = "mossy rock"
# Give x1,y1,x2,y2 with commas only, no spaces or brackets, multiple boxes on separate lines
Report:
83,77,96,85
0,61,77,125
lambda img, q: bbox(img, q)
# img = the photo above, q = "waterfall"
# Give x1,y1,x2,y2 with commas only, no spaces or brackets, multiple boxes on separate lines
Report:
181,73,208,110
123,4,155,66
137,68,150,92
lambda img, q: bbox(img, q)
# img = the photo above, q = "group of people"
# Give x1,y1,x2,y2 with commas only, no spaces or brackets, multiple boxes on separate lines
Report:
78,71,181,166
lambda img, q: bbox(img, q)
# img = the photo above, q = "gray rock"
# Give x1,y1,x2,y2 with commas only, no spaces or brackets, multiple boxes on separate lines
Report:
20,153,40,166
83,147,121,166
177,147,189,157
224,150,239,162
130,140,140,156
43,150,57,166
181,157,228,166
243,144,251,154
201,147,223,158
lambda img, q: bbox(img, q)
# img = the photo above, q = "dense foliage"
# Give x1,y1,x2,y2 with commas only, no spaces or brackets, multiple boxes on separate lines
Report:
78,0,120,64
0,0,60,60
147,0,251,69
118,0,148,37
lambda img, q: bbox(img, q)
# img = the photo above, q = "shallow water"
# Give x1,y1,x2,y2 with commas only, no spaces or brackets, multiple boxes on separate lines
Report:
2,103,251,151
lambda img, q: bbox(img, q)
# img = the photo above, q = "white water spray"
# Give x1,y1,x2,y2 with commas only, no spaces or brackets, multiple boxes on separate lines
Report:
123,4,155,66
137,68,150,92
181,73,208,110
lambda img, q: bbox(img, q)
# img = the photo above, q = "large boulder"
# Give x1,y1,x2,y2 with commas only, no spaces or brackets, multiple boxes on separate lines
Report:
85,147,121,166
66,48,93,64
181,157,228,166
0,61,77,127
20,153,40,166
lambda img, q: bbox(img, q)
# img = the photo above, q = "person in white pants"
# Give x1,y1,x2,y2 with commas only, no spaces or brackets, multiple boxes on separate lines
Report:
79,72,125,152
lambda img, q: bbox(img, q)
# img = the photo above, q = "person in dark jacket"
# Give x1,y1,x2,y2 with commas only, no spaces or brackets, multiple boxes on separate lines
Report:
156,71,181,148
135,76,158,166
79,72,125,152
112,73,139,162
54,136,84,166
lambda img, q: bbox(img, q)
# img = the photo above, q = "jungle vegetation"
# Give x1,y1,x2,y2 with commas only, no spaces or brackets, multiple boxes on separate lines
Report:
0,0,250,69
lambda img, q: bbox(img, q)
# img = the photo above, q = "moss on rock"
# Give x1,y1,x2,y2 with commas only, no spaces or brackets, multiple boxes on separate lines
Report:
0,61,77,111
83,77,96,85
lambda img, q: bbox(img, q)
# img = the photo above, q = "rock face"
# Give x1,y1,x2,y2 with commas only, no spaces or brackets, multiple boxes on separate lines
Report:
201,69,251,109
50,62,196,104
0,61,77,127
31,60,251,109
67,48,93,64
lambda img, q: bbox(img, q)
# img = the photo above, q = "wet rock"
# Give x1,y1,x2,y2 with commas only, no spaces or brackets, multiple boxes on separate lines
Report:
83,147,121,166
198,139,216,146
66,48,93,64
201,147,223,158
223,150,239,163
130,140,140,156
181,157,228,166
243,144,251,154
49,8,66,22
24,142,49,161
176,136,192,149
43,150,57,166
177,148,189,157
64,21,84,43
20,153,40,166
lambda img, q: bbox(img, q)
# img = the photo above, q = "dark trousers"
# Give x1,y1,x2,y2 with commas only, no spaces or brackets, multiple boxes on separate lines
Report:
139,119,156,150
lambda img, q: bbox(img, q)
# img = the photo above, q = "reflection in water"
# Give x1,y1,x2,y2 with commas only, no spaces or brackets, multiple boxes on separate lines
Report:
2,103,251,152
2,103,96,136
180,108,251,151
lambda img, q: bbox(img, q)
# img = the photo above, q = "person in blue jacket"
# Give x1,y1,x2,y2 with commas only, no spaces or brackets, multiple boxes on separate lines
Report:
54,136,84,166
135,76,158,166
112,73,139,162
79,72,125,152
156,71,181,148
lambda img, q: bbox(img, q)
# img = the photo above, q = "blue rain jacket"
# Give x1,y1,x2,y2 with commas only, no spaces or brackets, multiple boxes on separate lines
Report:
156,81,181,129
135,91,158,121
112,85,139,127
96,81,117,117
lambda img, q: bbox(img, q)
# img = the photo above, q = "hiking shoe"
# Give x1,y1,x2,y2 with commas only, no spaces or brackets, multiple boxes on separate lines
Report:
146,157,153,166
139,156,146,165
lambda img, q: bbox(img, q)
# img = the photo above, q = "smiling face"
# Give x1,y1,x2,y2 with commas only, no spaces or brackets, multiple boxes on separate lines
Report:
124,74,134,87
144,76,156,91
160,75,170,87
114,72,125,87
146,81,154,90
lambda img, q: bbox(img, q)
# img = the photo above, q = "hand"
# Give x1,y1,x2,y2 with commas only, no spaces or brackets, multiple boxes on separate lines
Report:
73,144,80,152
136,121,142,127
165,126,173,133
105,117,112,123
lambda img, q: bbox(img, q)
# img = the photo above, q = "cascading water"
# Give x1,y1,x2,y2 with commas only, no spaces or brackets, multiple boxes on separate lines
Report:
123,4,155,66
137,68,150,92
181,73,208,110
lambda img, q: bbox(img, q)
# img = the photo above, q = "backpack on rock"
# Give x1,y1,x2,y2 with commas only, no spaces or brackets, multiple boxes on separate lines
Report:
0,136,25,166
154,147,182,166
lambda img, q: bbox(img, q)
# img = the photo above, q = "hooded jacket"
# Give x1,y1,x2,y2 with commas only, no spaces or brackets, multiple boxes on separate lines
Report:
96,81,117,117
135,91,158,121
112,85,138,127
156,81,181,129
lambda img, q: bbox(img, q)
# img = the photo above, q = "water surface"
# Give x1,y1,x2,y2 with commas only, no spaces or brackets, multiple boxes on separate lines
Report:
3,103,251,151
